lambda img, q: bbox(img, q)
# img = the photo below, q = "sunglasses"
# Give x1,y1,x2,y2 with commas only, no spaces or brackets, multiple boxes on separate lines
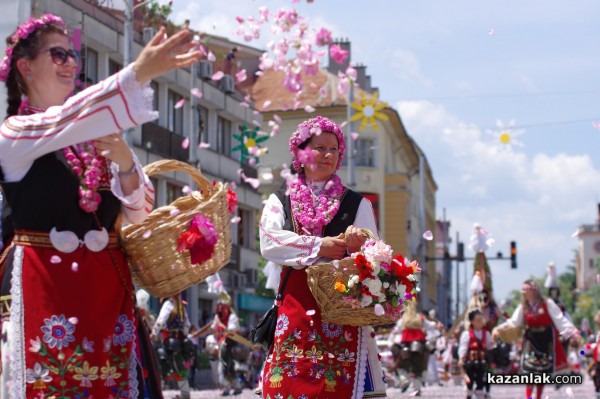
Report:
45,47,80,65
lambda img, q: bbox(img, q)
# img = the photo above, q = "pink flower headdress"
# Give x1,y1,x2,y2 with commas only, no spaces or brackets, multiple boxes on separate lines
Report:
0,14,66,82
288,115,346,173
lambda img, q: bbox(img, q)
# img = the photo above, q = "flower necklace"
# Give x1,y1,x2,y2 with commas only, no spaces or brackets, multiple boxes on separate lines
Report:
289,173,344,236
17,99,103,213
63,144,103,213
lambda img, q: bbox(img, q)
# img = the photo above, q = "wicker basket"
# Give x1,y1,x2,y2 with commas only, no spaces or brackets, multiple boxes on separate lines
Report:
306,229,398,326
120,160,232,298
493,325,522,344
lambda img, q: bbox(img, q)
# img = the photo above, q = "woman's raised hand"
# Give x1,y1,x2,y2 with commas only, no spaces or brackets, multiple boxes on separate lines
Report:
132,26,202,83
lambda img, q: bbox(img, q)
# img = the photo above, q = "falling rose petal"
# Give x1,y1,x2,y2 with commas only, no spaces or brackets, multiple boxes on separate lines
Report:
191,88,203,99
50,255,62,264
212,71,224,81
350,132,359,141
488,28,495,36
68,317,79,325
239,101,249,107
231,216,241,224
143,230,152,239
100,150,111,156
71,262,79,272
422,230,433,241
248,157,256,166
332,260,340,268
340,121,348,129
273,114,282,123
374,304,385,316
214,280,223,289
235,16,244,24
182,185,192,194
592,121,600,130
170,208,181,217
596,274,600,284
565,387,574,398
252,120,262,127
174,98,186,109
306,309,316,316
571,229,580,238
181,138,190,149
207,51,216,62
230,182,237,190
304,105,315,113
235,69,247,82
198,142,210,149
263,100,272,110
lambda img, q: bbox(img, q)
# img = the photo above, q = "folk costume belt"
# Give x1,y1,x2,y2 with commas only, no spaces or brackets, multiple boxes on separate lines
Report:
14,229,119,252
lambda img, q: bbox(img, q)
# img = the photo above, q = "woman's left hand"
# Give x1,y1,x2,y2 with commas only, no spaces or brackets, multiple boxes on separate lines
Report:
94,133,134,171
345,225,368,254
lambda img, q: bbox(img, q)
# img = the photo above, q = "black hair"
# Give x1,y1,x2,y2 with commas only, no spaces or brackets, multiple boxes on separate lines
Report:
468,308,483,322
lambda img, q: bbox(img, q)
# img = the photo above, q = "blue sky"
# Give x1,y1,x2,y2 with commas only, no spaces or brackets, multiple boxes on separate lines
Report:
171,0,600,303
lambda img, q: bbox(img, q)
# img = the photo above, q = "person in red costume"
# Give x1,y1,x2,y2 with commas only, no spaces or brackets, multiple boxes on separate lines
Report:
493,279,580,399
0,13,201,398
458,309,494,399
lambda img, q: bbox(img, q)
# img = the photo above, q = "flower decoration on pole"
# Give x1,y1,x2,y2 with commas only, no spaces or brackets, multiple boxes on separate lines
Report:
350,91,389,131
232,124,270,165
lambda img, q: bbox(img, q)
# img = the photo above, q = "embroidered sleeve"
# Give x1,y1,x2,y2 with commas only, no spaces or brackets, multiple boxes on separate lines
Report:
0,64,158,182
547,298,578,338
110,150,155,224
353,197,379,238
259,193,322,268
152,300,174,336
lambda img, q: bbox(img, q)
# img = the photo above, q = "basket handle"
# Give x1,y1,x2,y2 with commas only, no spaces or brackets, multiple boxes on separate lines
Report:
339,228,377,240
142,159,213,193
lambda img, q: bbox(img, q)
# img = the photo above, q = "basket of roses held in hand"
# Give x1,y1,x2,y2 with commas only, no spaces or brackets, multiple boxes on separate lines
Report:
306,233,420,326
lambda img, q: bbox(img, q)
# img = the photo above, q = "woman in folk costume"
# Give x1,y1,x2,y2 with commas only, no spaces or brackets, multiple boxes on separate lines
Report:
0,13,201,398
389,300,437,396
259,116,386,399
151,294,193,398
493,279,580,399
211,292,243,396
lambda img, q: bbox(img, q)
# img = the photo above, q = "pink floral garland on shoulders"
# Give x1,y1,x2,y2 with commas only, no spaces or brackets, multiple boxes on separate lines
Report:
289,173,344,236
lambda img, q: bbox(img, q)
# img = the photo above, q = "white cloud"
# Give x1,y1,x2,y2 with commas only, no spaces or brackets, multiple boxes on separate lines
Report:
389,49,432,88
395,99,600,300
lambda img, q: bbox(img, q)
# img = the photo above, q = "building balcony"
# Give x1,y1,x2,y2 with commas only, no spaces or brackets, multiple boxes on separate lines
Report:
141,122,189,162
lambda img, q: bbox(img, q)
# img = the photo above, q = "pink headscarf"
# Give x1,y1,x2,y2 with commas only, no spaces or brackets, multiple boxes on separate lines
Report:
288,116,346,173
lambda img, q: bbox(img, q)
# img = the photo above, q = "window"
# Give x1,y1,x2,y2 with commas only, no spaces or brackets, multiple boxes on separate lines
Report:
167,90,184,135
150,81,159,117
217,116,232,156
149,177,158,208
166,181,183,204
355,138,376,167
196,105,209,143
108,60,122,75
80,46,98,84
237,208,255,249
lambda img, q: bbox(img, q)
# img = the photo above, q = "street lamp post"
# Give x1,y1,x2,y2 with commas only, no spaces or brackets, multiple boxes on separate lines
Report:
346,83,356,189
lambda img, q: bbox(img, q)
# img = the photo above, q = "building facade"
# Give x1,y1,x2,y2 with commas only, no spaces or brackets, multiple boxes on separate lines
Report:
0,0,266,327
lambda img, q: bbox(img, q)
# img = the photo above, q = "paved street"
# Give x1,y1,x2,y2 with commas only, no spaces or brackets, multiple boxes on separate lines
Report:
163,378,595,398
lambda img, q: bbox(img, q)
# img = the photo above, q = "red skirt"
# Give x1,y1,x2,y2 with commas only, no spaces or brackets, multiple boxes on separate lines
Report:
261,267,367,399
2,235,140,398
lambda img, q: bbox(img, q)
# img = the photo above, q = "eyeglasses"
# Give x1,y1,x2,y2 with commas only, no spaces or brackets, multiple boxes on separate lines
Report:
44,47,80,66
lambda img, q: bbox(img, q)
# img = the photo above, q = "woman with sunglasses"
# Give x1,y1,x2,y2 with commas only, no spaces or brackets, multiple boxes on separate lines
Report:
0,13,201,398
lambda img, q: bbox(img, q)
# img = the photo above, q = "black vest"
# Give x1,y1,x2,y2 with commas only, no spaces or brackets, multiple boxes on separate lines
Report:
274,182,363,236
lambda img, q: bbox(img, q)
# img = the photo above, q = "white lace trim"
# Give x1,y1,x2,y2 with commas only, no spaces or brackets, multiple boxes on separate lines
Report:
129,336,139,398
352,326,369,399
118,64,159,124
8,245,25,398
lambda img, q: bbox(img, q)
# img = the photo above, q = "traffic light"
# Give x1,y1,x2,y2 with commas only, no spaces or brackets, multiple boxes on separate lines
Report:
510,241,517,269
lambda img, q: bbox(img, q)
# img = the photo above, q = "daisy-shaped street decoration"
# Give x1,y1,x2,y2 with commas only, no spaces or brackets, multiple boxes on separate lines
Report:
485,118,525,151
232,124,270,164
350,91,389,131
